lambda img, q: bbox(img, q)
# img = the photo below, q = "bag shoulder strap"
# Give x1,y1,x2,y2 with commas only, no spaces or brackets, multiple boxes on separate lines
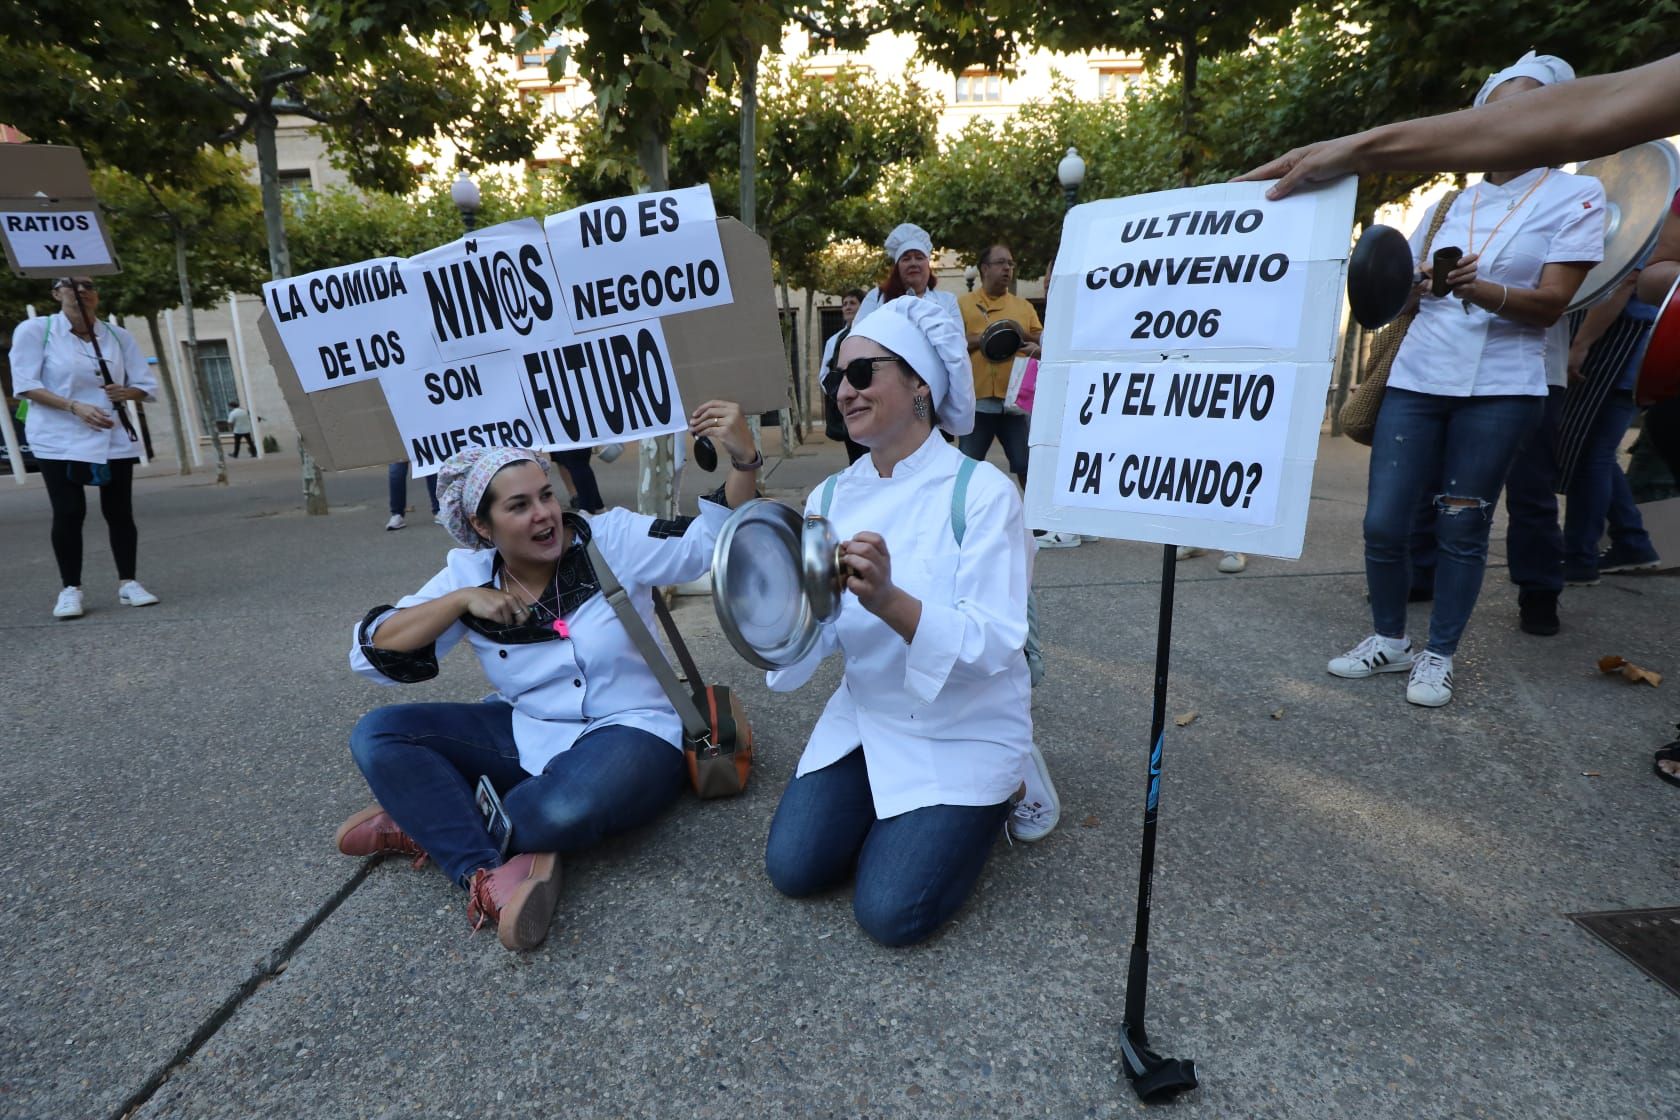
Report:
950,456,978,546
818,473,840,517
585,538,709,740
1418,190,1461,260
652,593,704,690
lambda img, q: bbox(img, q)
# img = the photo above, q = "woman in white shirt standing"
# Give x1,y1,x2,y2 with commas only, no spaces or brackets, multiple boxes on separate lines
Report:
854,223,963,329
340,403,759,951
763,297,1034,946
1328,55,1604,708
9,276,160,619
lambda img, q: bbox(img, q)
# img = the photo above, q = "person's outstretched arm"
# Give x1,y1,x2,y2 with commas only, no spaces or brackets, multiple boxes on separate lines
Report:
1239,53,1680,199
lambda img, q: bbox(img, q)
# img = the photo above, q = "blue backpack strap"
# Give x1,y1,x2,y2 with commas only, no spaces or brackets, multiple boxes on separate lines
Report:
819,473,839,518
950,456,978,546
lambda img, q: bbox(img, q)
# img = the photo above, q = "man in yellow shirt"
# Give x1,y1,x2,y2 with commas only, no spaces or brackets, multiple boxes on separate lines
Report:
958,245,1077,549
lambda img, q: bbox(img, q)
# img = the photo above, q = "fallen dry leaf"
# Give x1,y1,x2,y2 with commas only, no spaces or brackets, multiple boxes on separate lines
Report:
1080,815,1100,829
1597,655,1663,687
1270,708,1285,720
1174,710,1198,727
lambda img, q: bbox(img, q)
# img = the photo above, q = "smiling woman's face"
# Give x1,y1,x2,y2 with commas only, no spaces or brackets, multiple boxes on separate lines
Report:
834,335,927,448
470,461,566,562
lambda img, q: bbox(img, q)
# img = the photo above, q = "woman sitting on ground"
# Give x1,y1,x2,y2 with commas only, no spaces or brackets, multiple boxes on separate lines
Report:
338,404,759,951
762,296,1035,946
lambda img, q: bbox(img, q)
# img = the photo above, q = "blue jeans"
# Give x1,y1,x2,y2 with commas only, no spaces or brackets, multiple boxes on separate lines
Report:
1502,385,1565,593
349,701,685,887
764,748,1009,947
1365,388,1544,656
1564,391,1655,574
959,405,1030,481
387,461,438,517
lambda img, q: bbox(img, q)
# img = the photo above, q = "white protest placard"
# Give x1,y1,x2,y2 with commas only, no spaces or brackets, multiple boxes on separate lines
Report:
546,185,734,333
1,211,111,270
1026,178,1356,559
408,218,568,365
1054,362,1298,525
379,318,688,475
262,257,439,393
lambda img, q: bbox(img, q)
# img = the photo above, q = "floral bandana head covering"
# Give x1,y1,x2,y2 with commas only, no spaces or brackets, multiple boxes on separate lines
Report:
435,446,546,549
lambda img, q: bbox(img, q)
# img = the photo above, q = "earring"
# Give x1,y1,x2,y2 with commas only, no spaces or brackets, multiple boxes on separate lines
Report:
913,395,930,422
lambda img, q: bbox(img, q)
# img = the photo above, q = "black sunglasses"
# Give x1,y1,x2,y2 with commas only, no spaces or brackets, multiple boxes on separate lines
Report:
839,356,900,391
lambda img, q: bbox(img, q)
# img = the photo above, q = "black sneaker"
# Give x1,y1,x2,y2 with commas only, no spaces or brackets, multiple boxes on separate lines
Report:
1518,589,1560,636
1598,543,1661,574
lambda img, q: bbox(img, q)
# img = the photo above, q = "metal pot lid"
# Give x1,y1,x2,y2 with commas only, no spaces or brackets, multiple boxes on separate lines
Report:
1570,140,1680,312
980,319,1024,361
710,499,819,670
802,515,844,622
1347,224,1414,330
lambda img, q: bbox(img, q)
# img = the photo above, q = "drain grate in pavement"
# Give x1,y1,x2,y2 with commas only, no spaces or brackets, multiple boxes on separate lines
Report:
1568,907,1680,998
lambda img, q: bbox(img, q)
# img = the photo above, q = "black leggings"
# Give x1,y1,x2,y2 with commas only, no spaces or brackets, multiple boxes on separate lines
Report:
38,458,139,586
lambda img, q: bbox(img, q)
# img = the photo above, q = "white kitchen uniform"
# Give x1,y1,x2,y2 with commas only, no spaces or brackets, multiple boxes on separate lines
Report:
854,285,963,333
1392,168,1605,398
9,312,154,462
767,432,1033,818
350,500,730,776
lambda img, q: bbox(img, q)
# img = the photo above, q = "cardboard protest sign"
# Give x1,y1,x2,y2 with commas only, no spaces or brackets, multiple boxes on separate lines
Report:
261,257,439,393
377,320,686,476
546,186,733,333
1026,178,1356,559
265,217,786,473
0,145,120,277
409,218,567,363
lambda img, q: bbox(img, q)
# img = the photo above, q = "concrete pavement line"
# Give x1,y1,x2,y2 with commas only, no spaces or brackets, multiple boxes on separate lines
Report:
112,859,380,1120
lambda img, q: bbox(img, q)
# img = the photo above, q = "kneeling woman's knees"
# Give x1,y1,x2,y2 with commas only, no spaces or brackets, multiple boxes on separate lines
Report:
764,845,826,899
853,893,937,948
349,707,402,768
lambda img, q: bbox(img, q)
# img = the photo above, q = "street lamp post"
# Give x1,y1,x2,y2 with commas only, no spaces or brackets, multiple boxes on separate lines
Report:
1057,146,1087,210
964,264,978,291
451,170,482,232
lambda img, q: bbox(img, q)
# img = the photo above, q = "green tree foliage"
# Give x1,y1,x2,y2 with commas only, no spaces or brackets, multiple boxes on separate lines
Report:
809,239,888,296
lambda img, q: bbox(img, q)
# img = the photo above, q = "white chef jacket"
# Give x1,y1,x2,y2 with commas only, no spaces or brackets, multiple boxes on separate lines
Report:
9,312,154,462
767,431,1033,818
854,285,963,332
349,499,731,776
1391,168,1604,398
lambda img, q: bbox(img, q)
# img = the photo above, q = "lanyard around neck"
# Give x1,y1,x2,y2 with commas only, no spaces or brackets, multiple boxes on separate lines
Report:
1465,169,1550,259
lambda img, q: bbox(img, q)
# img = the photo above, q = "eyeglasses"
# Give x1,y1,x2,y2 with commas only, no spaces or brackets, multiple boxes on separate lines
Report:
53,281,97,293
981,258,1015,269
839,356,900,391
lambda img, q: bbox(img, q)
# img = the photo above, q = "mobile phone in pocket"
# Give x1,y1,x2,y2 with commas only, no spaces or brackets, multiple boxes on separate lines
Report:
475,775,513,858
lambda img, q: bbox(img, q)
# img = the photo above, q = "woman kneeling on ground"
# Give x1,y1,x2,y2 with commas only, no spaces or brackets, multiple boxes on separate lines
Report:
763,296,1035,946
339,403,759,951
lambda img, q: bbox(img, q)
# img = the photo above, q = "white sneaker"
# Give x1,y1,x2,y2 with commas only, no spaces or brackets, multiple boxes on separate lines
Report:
1406,651,1455,707
1218,551,1247,573
118,580,159,607
1175,546,1207,560
53,586,84,619
385,514,407,531
1327,634,1414,679
1008,743,1061,842
432,513,445,526
1035,531,1081,550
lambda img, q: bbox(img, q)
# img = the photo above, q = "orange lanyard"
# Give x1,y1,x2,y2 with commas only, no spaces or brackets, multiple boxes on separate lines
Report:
1464,168,1550,260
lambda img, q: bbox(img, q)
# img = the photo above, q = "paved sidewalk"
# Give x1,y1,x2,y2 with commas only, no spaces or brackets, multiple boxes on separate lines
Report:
0,433,1674,1119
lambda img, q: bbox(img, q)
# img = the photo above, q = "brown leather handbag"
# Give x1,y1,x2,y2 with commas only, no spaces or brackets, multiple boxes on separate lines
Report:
1339,191,1460,446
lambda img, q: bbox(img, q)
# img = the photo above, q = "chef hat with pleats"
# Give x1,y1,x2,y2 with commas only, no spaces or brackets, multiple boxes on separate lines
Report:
1474,51,1574,107
848,297,976,437
884,222,934,263
436,446,546,548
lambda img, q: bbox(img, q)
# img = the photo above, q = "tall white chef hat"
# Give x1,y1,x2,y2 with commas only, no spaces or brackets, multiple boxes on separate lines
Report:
884,222,934,262
847,297,976,436
1474,51,1575,107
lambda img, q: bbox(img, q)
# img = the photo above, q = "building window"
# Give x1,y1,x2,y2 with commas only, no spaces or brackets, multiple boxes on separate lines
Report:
191,340,240,432
1096,66,1142,98
954,72,1002,103
277,170,314,204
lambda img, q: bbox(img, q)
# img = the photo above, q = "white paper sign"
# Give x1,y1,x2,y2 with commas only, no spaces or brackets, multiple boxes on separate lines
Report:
262,257,440,393
379,319,687,475
546,186,734,333
1053,362,1299,525
1070,197,1314,353
0,211,111,269
409,218,568,365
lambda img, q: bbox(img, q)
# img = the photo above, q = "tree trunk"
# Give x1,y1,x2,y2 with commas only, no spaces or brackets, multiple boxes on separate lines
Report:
635,124,675,517
1330,206,1377,434
142,311,192,476
175,229,229,485
255,107,330,514
777,266,797,453
739,51,758,233
802,285,816,436
1179,35,1200,188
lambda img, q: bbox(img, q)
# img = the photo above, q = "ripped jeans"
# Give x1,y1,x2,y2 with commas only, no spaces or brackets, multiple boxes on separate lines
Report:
1365,388,1544,656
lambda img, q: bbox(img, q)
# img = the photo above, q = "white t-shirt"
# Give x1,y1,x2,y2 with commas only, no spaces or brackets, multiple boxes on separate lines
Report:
228,407,252,434
767,432,1033,818
1390,168,1605,398
9,312,155,462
